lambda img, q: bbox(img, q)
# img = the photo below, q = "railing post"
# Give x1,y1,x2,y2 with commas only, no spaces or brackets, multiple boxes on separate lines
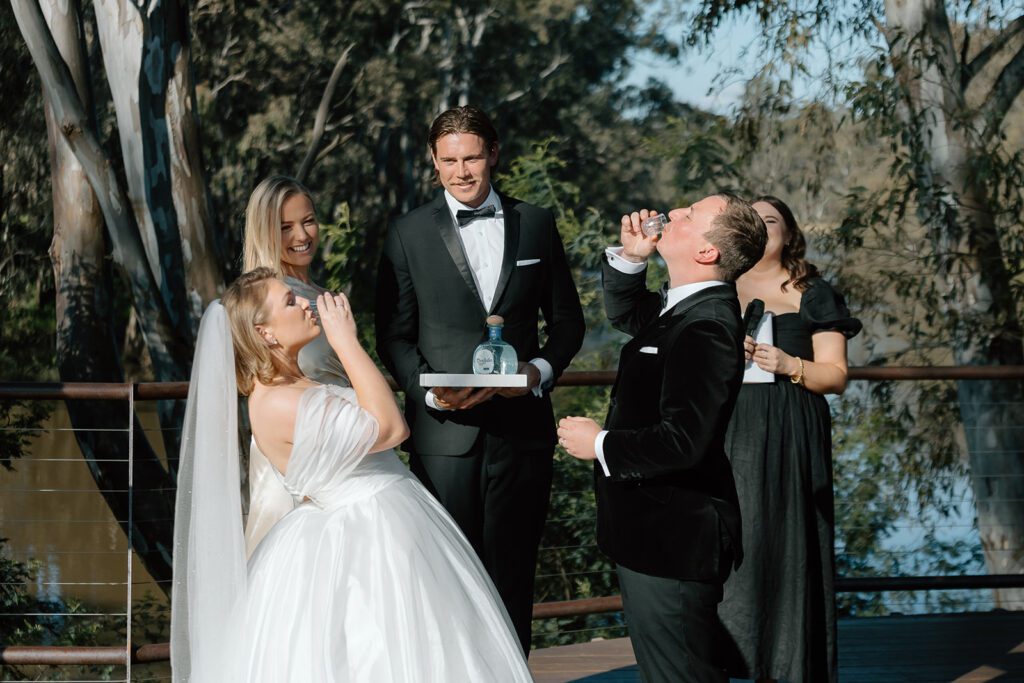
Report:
126,385,134,682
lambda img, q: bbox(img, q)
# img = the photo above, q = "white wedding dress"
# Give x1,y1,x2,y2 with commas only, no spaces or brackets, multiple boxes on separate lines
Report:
170,303,532,682
238,384,531,681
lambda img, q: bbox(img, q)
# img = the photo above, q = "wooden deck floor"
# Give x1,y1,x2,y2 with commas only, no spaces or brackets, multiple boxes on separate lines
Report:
528,611,1024,682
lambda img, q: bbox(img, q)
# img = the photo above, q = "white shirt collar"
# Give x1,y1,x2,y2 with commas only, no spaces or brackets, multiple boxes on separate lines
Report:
443,186,502,222
662,279,727,315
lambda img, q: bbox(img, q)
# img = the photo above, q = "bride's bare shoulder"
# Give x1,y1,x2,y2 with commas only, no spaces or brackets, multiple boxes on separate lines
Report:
248,383,315,448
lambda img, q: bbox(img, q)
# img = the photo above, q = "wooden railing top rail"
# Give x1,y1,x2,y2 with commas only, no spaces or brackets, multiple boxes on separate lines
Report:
4,365,1024,400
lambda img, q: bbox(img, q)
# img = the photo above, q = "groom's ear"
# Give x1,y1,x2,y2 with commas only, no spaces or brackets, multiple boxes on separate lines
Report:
695,244,720,266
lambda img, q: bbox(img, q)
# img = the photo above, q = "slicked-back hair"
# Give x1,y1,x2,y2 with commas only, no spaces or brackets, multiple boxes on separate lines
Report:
705,192,768,282
428,105,499,155
243,175,316,276
222,267,277,395
754,194,821,292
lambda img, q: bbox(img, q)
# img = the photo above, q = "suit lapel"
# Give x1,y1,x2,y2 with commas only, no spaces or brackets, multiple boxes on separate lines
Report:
433,196,486,312
610,325,669,401
489,194,520,314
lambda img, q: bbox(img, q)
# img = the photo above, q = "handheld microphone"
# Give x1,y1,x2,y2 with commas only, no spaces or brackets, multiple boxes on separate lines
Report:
743,299,765,338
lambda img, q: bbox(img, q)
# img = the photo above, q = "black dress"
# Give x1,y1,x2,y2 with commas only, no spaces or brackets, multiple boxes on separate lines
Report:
719,278,861,683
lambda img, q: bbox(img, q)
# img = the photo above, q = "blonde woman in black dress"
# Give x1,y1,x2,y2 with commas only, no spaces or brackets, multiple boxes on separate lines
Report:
719,196,861,683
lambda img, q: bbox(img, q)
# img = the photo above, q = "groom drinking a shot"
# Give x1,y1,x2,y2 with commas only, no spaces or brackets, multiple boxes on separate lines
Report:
558,195,766,682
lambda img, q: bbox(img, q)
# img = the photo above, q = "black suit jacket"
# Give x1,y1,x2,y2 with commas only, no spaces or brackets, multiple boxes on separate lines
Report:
375,192,585,455
596,259,744,581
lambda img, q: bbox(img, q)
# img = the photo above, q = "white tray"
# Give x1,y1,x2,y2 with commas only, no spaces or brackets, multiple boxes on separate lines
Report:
420,373,528,388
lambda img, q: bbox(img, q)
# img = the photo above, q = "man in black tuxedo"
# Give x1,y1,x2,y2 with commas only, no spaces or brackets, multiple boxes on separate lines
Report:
375,105,585,654
558,195,766,682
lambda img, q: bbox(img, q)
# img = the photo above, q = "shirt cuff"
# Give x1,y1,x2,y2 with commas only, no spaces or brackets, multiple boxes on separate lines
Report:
529,358,554,397
605,246,648,274
594,430,611,477
425,389,451,411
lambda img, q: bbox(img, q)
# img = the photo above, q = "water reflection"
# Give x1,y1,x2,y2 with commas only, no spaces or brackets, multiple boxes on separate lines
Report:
1,401,168,612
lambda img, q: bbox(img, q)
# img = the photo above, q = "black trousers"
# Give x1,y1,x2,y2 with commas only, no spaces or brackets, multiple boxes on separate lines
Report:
617,564,728,683
410,433,554,655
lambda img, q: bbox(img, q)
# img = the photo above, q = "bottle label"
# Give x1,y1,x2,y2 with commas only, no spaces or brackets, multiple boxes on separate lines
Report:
474,348,496,374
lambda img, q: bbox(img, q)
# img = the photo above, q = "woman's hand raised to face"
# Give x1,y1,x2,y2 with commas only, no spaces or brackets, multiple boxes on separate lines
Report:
317,292,358,351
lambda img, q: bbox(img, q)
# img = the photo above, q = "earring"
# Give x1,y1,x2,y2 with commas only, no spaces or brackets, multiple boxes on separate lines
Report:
269,337,278,346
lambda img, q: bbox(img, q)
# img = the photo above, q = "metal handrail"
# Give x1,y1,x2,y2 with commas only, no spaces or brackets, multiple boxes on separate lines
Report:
5,366,1024,667
0,643,168,666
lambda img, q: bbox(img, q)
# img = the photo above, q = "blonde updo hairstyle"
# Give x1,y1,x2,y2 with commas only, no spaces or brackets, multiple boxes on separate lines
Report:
243,175,316,275
222,267,279,395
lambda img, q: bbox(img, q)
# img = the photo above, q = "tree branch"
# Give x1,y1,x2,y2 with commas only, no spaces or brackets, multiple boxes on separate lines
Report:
296,44,354,182
964,15,1024,88
210,70,247,97
499,50,568,105
314,132,354,167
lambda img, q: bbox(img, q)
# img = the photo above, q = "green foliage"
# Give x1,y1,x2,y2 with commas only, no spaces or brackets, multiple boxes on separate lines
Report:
0,538,118,680
0,537,172,679
832,394,908,616
0,290,55,469
319,202,357,295
499,137,611,273
832,381,990,616
319,202,383,358
0,4,57,468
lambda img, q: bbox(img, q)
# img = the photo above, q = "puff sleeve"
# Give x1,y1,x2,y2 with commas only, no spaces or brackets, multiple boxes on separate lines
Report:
799,278,862,339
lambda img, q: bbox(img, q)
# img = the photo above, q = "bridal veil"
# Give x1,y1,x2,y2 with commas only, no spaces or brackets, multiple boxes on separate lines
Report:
170,302,247,681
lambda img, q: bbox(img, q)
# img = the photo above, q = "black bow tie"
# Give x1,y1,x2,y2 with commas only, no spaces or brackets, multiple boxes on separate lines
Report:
456,205,496,227
658,281,670,309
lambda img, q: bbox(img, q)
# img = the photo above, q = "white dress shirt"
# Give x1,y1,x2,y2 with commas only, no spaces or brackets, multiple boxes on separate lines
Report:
425,187,553,410
445,188,505,311
594,247,725,476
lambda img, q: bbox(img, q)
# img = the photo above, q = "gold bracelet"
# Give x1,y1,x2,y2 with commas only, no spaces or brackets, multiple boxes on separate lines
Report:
790,356,805,386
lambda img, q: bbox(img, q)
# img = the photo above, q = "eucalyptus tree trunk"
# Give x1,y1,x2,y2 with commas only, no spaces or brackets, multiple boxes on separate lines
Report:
92,0,221,335
91,0,223,471
11,0,191,384
884,0,1024,604
40,0,174,593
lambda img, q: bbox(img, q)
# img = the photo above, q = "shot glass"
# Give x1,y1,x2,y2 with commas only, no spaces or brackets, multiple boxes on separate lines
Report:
641,213,668,238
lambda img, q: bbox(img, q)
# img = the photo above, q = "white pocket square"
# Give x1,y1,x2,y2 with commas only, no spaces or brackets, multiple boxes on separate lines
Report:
516,258,541,266
639,346,658,354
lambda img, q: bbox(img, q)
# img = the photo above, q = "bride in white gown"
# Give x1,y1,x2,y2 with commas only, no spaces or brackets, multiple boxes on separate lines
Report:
170,267,532,682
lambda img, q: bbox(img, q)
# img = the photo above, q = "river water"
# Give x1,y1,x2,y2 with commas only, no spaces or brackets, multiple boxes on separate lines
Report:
1,401,167,614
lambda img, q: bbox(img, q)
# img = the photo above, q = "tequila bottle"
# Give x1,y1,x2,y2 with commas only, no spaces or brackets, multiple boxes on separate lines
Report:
472,315,518,375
